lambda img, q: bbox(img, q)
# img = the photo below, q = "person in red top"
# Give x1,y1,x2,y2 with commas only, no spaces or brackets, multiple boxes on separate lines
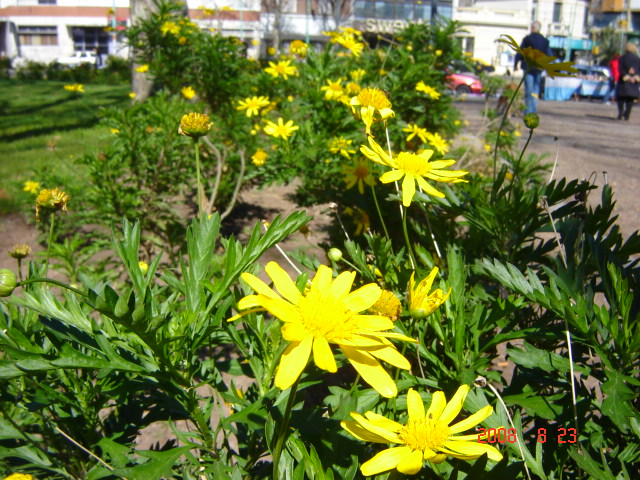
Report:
604,53,620,104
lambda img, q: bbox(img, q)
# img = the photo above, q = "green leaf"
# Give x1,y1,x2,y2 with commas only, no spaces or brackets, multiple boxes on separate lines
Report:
601,369,638,433
567,446,616,480
111,445,194,479
507,341,590,375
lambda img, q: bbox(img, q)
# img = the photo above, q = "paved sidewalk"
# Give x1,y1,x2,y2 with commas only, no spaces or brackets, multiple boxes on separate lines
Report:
456,96,640,239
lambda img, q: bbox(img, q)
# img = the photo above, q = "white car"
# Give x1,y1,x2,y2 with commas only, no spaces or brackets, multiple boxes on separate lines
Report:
56,51,97,67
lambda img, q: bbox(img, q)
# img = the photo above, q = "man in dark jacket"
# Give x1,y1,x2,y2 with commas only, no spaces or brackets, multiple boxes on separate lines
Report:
617,42,640,120
514,21,552,114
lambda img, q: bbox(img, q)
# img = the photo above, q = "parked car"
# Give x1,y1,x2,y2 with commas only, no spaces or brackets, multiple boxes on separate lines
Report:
56,51,97,67
446,71,484,95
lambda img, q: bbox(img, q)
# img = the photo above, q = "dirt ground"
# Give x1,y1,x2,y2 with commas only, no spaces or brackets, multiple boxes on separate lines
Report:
2,96,638,269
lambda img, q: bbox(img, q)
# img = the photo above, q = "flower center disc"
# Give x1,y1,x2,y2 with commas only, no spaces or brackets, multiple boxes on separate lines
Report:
297,290,356,342
400,418,451,452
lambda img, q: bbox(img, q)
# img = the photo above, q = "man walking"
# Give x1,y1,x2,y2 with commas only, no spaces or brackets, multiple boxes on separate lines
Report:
514,21,552,114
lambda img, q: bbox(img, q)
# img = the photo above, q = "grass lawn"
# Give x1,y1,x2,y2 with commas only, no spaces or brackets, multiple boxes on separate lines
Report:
0,80,131,213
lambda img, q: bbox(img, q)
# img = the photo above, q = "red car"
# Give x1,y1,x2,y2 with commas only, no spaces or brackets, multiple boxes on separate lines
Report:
446,72,483,95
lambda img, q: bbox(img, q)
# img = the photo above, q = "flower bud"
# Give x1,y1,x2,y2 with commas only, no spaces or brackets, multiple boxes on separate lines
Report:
0,269,17,297
178,112,213,139
523,113,539,129
327,248,343,262
9,244,32,259
138,261,149,275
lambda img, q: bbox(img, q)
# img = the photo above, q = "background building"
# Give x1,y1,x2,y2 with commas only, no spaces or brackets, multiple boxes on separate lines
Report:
0,0,635,68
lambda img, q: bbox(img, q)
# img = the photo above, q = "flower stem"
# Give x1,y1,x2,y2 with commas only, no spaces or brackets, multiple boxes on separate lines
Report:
272,377,300,480
44,213,55,277
17,277,88,298
401,207,416,269
370,184,391,242
511,128,534,186
194,139,204,216
493,74,526,181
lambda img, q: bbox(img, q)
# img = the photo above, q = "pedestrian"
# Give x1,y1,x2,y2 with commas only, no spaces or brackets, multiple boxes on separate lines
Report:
616,42,640,121
514,21,552,115
603,53,620,105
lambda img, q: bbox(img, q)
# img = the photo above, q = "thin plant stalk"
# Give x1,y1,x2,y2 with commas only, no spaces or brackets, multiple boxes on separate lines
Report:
194,139,204,216
511,128,535,187
44,213,55,277
477,377,532,480
493,74,526,180
401,207,417,269
370,184,391,242
272,377,300,480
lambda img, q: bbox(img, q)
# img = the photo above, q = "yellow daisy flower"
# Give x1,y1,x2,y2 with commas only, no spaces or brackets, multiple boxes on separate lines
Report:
343,159,376,194
350,87,395,136
341,386,502,476
35,187,70,221
178,112,213,139
350,69,366,81
321,79,345,101
264,59,298,80
181,86,196,100
236,96,271,117
500,35,578,78
408,267,450,318
415,81,440,100
263,118,299,140
2,474,35,480
425,132,450,155
129,92,137,99
360,136,468,206
160,20,180,36
328,137,356,158
135,64,149,73
344,206,371,236
229,262,415,397
63,84,84,93
289,39,308,57
369,290,402,321
251,148,268,166
403,124,429,143
346,81,361,95
23,181,40,195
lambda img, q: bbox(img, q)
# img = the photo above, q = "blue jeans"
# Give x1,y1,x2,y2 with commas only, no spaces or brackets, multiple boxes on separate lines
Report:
524,70,542,114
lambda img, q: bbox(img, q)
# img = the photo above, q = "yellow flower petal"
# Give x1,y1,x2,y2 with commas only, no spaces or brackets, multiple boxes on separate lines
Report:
401,173,416,206
364,411,403,432
344,284,381,312
416,175,445,198
266,262,301,304
357,316,394,331
379,169,404,183
342,345,397,398
439,385,470,425
274,336,313,390
441,440,503,462
449,405,494,434
330,271,356,299
281,322,307,341
340,420,391,443
312,337,337,372
311,264,332,291
396,449,424,475
240,272,279,299
368,345,411,369
426,390,447,420
360,446,412,476
260,296,302,323
407,388,425,419
350,412,402,442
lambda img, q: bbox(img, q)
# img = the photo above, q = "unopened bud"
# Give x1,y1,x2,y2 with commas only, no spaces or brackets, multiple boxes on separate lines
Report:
138,261,149,275
0,269,17,297
327,248,343,262
523,113,539,129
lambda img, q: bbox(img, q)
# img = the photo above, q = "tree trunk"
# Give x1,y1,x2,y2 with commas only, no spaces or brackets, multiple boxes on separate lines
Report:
130,0,157,101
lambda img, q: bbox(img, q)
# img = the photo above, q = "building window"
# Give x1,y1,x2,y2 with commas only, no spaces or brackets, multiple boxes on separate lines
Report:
18,26,58,46
552,2,562,23
354,0,451,21
38,0,57,4
71,27,111,52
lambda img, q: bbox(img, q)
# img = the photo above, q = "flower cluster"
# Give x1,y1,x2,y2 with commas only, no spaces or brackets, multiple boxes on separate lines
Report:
63,84,84,93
